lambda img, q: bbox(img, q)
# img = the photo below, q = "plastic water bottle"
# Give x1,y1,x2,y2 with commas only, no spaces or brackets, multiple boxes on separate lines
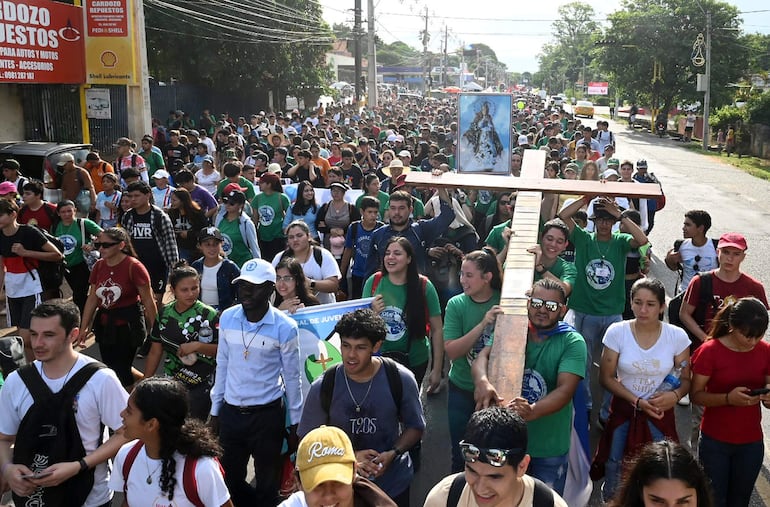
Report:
198,321,213,344
654,360,688,394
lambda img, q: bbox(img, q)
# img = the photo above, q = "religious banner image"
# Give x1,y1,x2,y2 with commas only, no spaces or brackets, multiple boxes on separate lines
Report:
457,93,512,174
290,297,374,395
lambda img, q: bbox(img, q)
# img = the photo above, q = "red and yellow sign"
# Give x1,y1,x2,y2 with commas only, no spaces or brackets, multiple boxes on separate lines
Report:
0,0,86,83
84,0,134,84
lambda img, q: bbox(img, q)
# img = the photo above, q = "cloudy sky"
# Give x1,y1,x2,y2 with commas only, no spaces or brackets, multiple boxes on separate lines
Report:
318,0,770,73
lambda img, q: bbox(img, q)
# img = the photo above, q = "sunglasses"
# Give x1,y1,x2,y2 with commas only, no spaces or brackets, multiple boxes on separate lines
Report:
459,441,523,467
93,241,120,249
275,275,295,283
693,255,701,272
529,297,562,312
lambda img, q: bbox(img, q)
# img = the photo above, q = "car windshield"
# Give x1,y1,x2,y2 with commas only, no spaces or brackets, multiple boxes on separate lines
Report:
577,101,593,107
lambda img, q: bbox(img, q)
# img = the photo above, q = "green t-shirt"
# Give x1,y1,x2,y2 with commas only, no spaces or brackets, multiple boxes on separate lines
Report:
55,218,102,267
520,329,586,457
412,198,425,219
484,219,511,253
216,177,256,200
362,274,441,367
569,226,633,316
444,291,501,392
473,190,496,216
356,191,389,221
252,192,290,241
150,300,219,387
218,217,251,267
140,150,165,179
534,257,577,289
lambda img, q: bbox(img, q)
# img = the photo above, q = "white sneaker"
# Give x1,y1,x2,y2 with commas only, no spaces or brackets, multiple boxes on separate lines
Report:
678,394,691,406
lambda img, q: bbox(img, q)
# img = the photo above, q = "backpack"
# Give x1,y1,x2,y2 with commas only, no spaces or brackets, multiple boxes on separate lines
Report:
446,473,554,507
319,357,403,424
22,224,67,294
121,441,220,507
12,362,105,507
0,335,26,379
278,245,324,267
668,271,716,341
115,154,139,176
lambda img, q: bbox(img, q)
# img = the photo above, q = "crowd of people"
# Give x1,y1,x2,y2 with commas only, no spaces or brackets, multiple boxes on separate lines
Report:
0,92,767,507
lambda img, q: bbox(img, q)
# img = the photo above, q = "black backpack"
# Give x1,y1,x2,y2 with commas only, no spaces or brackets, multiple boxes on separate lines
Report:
446,473,554,507
668,271,716,342
23,225,66,294
0,335,26,379
320,357,402,424
12,362,105,507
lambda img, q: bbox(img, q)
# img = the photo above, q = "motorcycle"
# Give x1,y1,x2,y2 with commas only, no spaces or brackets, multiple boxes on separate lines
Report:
656,121,666,138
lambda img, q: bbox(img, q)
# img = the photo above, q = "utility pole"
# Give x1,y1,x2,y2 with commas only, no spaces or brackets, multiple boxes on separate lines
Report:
353,0,362,103
366,0,377,107
703,11,712,150
421,7,429,93
442,26,448,87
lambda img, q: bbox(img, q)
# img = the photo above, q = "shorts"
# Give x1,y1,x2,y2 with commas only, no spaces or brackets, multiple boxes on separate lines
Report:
8,293,41,329
685,126,694,133
148,266,168,294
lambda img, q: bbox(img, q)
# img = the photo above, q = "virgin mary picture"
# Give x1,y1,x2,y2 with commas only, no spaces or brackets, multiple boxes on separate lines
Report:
458,93,512,174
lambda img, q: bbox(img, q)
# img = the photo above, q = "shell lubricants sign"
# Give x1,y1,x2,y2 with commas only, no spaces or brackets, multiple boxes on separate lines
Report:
84,0,135,84
0,0,86,83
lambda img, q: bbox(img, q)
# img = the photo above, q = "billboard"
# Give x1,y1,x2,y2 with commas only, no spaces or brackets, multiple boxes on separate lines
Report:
0,0,86,83
587,81,609,95
83,0,134,84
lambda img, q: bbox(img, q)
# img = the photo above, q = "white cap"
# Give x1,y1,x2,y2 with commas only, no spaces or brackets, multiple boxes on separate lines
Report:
232,258,276,285
152,169,171,179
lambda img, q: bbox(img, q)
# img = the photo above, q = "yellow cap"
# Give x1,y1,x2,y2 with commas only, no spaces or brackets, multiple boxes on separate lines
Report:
296,426,356,491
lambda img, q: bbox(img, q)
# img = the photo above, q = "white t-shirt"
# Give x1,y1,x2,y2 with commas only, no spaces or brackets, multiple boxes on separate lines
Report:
201,261,221,307
602,321,690,399
271,247,341,304
109,443,230,507
194,169,220,196
423,473,568,507
677,238,718,293
279,492,308,507
0,355,128,507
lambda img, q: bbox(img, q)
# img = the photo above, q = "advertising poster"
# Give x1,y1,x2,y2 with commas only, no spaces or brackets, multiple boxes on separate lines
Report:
85,87,111,119
83,0,134,84
290,298,374,396
457,93,513,174
0,0,85,83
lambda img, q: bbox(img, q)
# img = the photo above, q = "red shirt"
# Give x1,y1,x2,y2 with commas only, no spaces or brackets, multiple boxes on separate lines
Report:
18,203,57,233
692,339,770,444
89,256,150,310
684,271,768,332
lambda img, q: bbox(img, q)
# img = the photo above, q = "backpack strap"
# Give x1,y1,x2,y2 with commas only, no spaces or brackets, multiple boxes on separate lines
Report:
312,245,323,267
370,271,384,296
532,477,555,507
60,362,104,399
122,440,145,498
17,364,53,402
320,364,340,424
182,456,204,507
379,357,403,419
446,473,466,507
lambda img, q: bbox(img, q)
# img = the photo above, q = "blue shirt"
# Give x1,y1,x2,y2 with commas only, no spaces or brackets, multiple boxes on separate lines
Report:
210,305,303,423
345,220,382,277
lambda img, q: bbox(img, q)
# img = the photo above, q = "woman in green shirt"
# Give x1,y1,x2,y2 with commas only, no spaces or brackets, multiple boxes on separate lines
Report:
55,200,102,311
443,248,503,472
356,173,389,222
252,172,290,261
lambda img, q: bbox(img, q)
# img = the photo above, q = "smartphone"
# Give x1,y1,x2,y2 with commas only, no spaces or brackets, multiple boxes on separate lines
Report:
20,470,53,479
749,388,770,396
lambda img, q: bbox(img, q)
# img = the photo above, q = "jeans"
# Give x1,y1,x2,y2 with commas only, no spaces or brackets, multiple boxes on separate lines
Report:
447,381,476,473
602,420,664,501
572,311,622,420
699,433,763,507
528,454,568,496
219,399,285,507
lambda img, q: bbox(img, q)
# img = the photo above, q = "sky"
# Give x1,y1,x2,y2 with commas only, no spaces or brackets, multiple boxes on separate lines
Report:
318,0,770,74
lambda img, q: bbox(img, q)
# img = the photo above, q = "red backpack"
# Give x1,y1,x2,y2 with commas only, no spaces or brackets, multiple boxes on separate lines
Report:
121,441,224,507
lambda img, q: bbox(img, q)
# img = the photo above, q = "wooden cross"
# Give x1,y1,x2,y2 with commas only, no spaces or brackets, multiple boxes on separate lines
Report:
406,150,662,403
312,353,334,371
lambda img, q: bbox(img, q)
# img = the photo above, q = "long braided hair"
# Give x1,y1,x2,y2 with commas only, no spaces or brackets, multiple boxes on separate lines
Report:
132,378,222,500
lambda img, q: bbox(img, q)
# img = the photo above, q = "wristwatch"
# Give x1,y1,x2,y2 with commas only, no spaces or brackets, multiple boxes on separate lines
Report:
310,279,316,289
535,263,546,274
391,447,405,457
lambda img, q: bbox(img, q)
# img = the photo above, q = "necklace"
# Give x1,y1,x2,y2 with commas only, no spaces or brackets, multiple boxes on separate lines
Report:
240,321,262,359
343,365,375,413
144,453,162,485
594,236,611,260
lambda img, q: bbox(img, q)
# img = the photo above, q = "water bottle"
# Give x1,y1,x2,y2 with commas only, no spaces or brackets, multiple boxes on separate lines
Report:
198,321,213,344
654,360,688,394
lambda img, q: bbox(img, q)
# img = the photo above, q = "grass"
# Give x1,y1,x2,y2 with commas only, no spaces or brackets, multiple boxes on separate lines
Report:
680,143,770,181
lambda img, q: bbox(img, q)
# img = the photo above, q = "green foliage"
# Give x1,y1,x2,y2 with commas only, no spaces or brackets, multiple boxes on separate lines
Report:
709,105,746,130
746,92,770,126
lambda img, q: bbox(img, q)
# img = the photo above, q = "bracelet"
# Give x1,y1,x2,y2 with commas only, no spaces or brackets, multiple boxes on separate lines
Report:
674,390,682,401
78,458,88,473
725,393,730,406
635,397,642,411
391,447,405,457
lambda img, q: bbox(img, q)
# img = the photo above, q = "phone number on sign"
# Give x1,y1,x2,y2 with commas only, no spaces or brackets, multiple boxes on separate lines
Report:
1,71,34,80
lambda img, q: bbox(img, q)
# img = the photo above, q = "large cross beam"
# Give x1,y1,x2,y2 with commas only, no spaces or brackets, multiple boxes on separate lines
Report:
406,150,662,403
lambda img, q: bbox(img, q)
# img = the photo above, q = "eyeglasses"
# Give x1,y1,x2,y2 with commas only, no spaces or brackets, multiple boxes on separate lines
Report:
93,241,120,249
693,255,701,272
459,441,523,467
276,275,295,283
529,297,562,312
499,200,510,205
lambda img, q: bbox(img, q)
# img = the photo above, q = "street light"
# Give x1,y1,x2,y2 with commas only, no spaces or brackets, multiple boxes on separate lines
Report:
694,0,711,150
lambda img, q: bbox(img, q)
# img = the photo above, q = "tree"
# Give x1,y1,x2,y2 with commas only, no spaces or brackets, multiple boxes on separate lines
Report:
596,0,742,114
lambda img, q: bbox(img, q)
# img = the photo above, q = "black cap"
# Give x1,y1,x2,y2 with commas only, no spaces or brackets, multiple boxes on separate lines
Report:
1,159,20,171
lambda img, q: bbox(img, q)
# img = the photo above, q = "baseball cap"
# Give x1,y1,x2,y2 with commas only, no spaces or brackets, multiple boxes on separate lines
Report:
607,158,620,168
259,172,280,186
57,153,75,166
636,159,648,169
717,232,747,251
517,135,529,146
392,173,408,191
232,258,276,285
590,207,618,221
296,426,355,492
198,226,223,243
601,169,620,180
223,182,246,194
152,169,170,179
329,181,349,192
267,163,282,175
222,189,246,204
114,137,132,147
202,155,215,164
0,181,16,194
563,163,579,174
1,159,20,171
397,150,412,158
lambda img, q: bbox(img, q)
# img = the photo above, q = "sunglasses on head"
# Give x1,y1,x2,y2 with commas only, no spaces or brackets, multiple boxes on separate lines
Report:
459,441,523,467
529,297,562,312
93,241,119,249
693,255,701,272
